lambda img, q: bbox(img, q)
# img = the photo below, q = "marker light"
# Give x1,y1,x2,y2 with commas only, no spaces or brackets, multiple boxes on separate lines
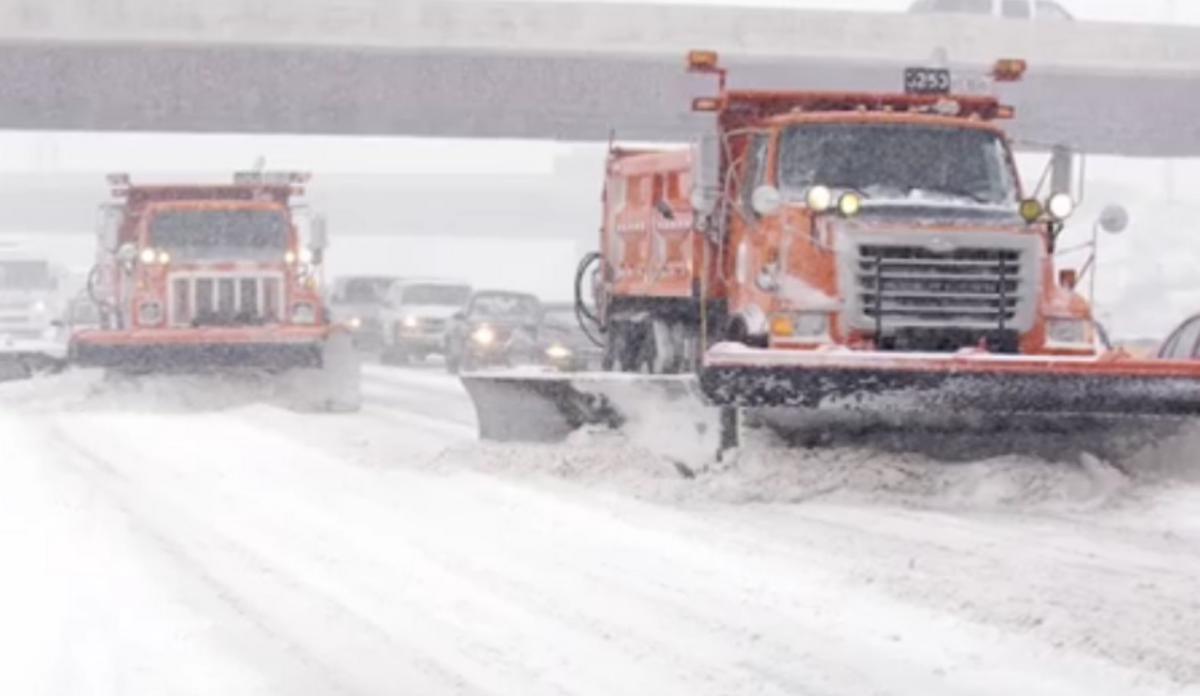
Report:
806,185,834,212
157,251,171,265
687,50,720,72
993,59,1028,82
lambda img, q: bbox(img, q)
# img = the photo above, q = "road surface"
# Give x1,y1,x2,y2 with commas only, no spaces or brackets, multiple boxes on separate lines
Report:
1,364,1198,695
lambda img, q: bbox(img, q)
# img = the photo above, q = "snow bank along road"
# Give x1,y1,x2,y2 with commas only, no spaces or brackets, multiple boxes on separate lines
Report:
1,363,1199,696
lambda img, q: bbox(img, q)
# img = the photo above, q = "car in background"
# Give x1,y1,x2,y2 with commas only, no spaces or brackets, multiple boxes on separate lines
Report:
444,290,542,373
908,0,1073,20
328,275,399,352
538,303,602,372
379,279,472,364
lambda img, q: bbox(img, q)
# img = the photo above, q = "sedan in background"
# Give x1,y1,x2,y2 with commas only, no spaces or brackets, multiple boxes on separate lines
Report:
444,290,542,373
538,303,603,372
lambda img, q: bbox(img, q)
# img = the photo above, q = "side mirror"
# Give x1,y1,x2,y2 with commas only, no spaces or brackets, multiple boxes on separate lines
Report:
97,205,122,251
1098,205,1129,235
751,185,783,217
309,214,329,252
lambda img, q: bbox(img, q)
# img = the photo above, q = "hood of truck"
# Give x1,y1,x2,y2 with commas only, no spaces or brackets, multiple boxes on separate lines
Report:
855,200,1025,226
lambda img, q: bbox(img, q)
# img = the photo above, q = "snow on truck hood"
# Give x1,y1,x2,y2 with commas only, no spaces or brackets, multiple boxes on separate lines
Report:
856,199,1025,225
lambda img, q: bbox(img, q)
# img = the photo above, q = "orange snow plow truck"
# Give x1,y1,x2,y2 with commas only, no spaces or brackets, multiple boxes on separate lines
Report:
461,53,1200,457
69,172,361,411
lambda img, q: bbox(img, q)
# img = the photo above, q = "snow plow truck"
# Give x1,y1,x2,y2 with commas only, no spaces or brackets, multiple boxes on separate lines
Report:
69,172,361,411
461,52,1200,458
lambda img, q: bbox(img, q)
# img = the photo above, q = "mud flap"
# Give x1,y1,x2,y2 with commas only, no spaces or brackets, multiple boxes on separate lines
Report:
280,332,363,413
460,371,711,444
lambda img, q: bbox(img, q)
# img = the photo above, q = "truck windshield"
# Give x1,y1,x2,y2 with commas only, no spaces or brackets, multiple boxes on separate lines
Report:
779,123,1019,206
0,260,51,290
336,278,395,304
470,294,540,319
150,209,289,261
403,284,471,306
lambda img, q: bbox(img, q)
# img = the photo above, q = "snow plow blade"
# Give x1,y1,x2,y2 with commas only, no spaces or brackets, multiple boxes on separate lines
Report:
700,344,1200,416
700,344,1200,458
69,327,362,412
460,370,705,443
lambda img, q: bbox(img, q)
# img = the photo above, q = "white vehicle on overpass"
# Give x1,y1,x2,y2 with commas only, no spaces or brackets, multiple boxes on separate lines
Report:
908,0,1074,20
0,244,70,377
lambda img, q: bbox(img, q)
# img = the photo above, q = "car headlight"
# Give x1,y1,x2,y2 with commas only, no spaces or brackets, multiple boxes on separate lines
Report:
402,315,420,329
292,303,317,325
471,325,496,346
1047,318,1090,345
139,247,159,265
546,344,573,360
138,301,163,326
30,300,47,314
347,317,363,330
770,312,831,340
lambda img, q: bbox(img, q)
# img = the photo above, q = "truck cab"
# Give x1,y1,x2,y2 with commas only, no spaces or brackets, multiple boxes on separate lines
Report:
717,107,1090,356
71,172,339,372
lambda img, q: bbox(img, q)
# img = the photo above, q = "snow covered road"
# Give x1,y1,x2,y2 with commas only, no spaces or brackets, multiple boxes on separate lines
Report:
1,366,1199,695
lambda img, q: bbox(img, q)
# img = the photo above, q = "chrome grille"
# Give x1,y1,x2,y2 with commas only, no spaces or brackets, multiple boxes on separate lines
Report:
170,273,283,326
853,242,1034,331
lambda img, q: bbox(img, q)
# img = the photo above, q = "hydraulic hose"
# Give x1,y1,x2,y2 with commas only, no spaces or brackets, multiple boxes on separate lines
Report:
573,251,605,348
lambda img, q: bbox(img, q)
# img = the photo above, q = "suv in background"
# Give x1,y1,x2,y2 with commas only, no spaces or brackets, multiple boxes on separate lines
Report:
908,0,1073,20
328,275,399,352
379,279,472,365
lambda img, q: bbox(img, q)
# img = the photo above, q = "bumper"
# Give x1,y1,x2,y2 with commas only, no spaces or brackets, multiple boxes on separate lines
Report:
70,327,333,371
394,333,445,353
701,344,1200,416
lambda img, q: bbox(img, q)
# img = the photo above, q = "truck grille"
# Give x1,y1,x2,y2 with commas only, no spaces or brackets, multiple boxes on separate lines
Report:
854,243,1032,330
170,274,284,327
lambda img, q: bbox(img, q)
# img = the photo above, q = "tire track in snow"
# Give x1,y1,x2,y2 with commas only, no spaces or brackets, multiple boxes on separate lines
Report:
45,418,479,696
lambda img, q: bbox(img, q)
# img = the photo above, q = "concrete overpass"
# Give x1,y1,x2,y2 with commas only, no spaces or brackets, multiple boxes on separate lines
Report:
1,1,1200,155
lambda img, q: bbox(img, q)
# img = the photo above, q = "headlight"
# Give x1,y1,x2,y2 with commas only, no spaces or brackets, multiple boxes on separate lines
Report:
838,192,863,217
284,250,298,265
30,300,47,314
471,325,496,346
347,317,363,330
402,315,420,329
292,303,317,325
157,250,171,265
139,247,159,265
1047,193,1075,221
806,185,834,212
299,248,314,264
770,312,830,340
546,344,573,360
1047,318,1090,345
138,301,163,326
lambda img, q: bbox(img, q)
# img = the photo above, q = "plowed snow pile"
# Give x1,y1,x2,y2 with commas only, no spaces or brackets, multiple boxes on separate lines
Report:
432,427,1198,512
